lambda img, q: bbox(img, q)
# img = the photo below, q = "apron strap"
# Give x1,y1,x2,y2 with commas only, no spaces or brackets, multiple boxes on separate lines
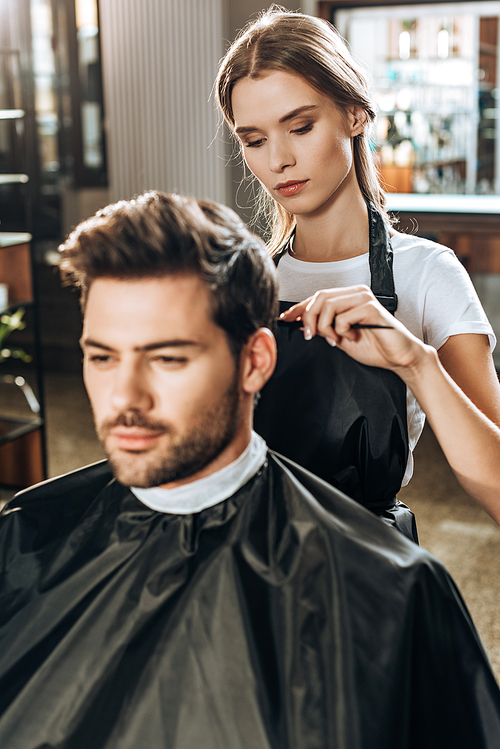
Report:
367,201,398,314
272,244,289,267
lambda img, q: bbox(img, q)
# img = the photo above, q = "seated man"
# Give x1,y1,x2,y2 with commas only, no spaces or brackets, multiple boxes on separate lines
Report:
0,192,499,749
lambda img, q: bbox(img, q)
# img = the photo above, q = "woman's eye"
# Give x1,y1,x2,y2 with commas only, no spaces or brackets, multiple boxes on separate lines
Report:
292,123,313,135
245,138,265,148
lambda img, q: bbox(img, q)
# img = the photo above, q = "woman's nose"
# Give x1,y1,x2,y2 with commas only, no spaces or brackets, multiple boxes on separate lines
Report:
268,138,295,173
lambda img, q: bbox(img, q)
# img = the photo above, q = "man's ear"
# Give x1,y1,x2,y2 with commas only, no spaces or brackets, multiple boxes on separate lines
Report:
240,328,277,394
348,105,367,137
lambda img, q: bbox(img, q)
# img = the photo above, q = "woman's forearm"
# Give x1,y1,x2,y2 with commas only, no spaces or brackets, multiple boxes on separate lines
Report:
397,346,500,523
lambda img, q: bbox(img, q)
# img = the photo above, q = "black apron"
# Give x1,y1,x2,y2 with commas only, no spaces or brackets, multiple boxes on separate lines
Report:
254,203,418,543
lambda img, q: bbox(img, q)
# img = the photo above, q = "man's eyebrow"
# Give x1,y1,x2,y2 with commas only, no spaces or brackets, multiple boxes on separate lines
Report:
80,339,113,351
80,338,203,352
140,340,202,352
235,105,318,134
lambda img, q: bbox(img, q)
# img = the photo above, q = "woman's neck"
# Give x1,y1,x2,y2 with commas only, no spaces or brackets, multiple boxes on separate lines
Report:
291,184,370,263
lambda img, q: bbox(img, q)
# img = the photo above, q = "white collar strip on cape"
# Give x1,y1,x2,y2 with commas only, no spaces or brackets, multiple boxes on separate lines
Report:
130,431,267,515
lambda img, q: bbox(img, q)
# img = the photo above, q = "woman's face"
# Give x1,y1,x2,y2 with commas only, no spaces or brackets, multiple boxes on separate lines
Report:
231,70,365,219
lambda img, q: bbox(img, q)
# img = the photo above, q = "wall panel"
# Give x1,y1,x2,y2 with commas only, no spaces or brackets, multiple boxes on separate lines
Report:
98,0,227,204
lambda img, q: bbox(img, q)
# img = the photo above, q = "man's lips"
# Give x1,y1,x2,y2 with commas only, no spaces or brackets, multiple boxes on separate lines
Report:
109,428,164,450
274,180,309,197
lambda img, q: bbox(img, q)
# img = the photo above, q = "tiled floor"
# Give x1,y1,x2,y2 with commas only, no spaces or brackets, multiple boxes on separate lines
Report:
17,372,500,682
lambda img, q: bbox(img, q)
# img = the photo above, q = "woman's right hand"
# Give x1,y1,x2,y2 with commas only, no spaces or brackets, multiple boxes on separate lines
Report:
280,285,430,376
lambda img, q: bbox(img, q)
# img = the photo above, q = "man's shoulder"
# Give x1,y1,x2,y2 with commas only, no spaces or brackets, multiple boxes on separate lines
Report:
2,460,116,533
267,450,433,566
0,460,119,554
11,459,115,506
266,450,474,623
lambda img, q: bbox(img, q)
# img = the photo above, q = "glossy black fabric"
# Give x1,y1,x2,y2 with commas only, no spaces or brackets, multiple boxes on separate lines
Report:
254,206,412,537
1,458,500,749
255,311,408,511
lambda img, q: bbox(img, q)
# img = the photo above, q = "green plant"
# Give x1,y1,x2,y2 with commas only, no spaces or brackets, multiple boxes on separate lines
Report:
0,307,32,363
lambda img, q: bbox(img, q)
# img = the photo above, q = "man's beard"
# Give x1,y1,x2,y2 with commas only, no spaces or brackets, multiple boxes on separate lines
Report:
95,377,241,488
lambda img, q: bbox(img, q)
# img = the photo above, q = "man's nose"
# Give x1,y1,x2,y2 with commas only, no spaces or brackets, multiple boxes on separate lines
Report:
268,137,295,173
110,364,154,413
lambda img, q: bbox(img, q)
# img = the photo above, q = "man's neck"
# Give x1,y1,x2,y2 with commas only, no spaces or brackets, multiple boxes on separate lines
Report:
131,431,267,515
157,424,252,490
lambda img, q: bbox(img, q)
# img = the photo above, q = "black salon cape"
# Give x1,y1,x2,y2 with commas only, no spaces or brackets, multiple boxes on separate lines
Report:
1,456,499,749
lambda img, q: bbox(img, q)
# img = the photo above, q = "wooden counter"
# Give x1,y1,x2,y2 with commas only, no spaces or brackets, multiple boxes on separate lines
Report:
386,195,500,272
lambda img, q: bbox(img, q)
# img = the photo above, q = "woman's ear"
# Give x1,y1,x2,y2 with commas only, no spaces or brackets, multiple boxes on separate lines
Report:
348,106,368,137
240,328,277,395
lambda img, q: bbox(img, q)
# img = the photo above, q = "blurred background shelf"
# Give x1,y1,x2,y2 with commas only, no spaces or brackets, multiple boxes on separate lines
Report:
0,234,46,489
0,415,43,487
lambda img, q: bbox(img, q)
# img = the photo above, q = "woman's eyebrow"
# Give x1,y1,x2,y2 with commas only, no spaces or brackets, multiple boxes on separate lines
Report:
235,105,319,134
278,104,318,123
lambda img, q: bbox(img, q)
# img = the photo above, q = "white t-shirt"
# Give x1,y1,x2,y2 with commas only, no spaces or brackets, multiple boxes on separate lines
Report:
277,232,496,486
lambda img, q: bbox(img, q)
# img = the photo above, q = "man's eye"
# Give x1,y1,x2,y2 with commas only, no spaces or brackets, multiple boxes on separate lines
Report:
89,354,112,363
153,356,188,366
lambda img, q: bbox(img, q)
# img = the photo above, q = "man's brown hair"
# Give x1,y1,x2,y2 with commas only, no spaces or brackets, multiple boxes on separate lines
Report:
59,191,278,360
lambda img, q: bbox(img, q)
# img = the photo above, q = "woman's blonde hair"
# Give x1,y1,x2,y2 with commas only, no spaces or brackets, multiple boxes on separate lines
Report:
216,5,389,254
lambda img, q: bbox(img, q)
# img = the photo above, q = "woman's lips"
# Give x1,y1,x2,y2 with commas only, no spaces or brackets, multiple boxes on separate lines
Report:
275,180,309,197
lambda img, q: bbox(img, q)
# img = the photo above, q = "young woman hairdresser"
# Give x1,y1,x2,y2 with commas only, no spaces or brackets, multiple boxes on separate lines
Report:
216,7,500,541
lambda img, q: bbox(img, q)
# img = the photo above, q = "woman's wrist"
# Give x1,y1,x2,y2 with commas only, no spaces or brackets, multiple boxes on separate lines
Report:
393,341,441,391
